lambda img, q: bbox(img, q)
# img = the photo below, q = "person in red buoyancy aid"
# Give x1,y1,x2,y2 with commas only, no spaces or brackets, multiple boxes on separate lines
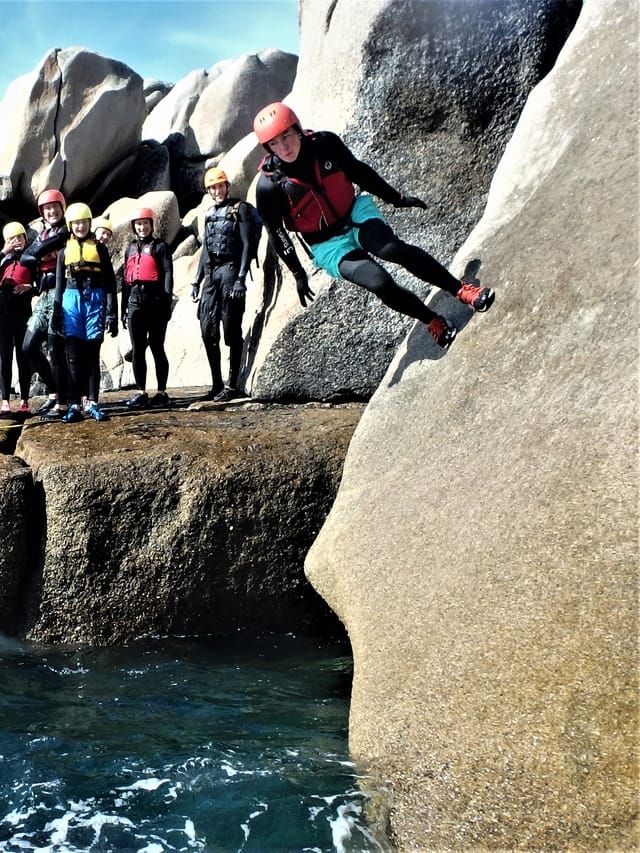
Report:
0,222,37,413
253,102,495,350
120,208,173,408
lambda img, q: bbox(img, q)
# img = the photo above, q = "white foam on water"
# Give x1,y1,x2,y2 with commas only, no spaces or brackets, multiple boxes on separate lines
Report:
184,818,196,840
116,778,171,792
240,800,268,841
136,844,164,853
2,805,37,826
329,801,361,853
220,760,271,779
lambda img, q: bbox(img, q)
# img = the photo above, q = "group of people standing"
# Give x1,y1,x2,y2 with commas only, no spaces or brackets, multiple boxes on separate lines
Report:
0,191,174,422
0,103,495,422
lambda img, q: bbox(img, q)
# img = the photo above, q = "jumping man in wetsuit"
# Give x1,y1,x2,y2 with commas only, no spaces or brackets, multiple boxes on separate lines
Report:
192,167,251,402
253,102,494,348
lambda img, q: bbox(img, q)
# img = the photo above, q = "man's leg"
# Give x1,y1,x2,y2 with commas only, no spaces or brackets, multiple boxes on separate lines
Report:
358,218,494,311
338,251,456,349
199,292,224,394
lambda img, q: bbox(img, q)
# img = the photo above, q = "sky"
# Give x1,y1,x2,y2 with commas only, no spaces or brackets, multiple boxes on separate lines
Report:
0,0,300,99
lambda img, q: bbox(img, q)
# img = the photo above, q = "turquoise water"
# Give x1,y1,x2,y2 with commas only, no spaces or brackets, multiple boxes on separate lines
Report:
0,632,390,852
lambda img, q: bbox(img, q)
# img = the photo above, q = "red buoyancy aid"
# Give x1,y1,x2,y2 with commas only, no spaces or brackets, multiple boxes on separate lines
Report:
124,241,160,284
0,258,33,287
39,225,65,273
264,153,355,235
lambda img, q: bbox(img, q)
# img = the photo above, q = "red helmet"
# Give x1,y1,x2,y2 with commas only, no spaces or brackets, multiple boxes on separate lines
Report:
253,102,301,145
130,207,155,229
37,188,66,213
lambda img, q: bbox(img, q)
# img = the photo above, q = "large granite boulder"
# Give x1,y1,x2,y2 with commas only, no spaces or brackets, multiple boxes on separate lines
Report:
189,50,298,158
305,0,638,848
141,69,210,143
0,47,145,210
244,0,581,401
5,402,362,644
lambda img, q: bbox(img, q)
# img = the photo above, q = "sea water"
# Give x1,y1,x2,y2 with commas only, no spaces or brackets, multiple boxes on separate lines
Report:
0,632,391,853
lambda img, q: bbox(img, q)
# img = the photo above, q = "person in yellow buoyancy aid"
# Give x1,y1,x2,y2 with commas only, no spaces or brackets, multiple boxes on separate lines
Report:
52,203,118,423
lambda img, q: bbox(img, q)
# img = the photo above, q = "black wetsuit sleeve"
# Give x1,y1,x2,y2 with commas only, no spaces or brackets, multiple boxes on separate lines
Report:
235,202,253,280
97,242,117,317
320,132,403,205
54,249,66,307
155,240,174,298
194,249,205,286
255,175,306,277
21,227,69,265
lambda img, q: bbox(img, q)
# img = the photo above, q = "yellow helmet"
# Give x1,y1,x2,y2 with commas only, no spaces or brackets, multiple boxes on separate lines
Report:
2,221,26,241
204,166,229,189
92,216,112,233
65,202,93,225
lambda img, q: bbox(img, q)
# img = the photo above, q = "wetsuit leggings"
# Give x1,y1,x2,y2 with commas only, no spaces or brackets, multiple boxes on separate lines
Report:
22,328,68,402
128,301,169,392
0,301,32,401
66,336,101,405
337,218,461,324
199,262,244,390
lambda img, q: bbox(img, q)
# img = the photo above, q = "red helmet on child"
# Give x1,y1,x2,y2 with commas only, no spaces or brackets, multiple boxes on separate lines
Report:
130,207,155,230
253,102,301,145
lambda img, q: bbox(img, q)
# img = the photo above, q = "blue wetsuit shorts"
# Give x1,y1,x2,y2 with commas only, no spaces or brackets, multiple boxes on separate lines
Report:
309,194,386,280
62,287,106,340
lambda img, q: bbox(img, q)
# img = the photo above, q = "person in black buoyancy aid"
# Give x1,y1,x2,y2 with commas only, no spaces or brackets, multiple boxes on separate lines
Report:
52,203,118,423
191,167,251,402
0,222,37,413
20,189,70,418
253,102,495,349
121,208,173,408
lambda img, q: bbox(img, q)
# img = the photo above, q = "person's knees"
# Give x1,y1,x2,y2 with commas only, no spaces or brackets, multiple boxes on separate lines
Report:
375,238,407,263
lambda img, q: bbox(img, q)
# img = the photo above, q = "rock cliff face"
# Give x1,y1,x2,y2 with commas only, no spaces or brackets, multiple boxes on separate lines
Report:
0,400,362,644
305,0,638,848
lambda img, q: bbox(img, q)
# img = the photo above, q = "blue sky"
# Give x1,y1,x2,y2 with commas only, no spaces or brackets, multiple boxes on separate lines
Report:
0,0,300,98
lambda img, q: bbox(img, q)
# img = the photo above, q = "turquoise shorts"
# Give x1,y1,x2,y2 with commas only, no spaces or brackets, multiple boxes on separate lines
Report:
309,194,386,280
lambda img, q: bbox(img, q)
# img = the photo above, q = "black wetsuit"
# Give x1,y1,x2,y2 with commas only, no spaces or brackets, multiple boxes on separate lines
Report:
195,199,251,392
20,223,69,402
256,131,461,323
121,236,173,394
0,253,36,401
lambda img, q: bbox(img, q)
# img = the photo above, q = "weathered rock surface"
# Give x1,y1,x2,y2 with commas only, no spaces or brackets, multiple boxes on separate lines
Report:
305,0,638,849
141,69,210,143
0,456,34,631
0,397,363,645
